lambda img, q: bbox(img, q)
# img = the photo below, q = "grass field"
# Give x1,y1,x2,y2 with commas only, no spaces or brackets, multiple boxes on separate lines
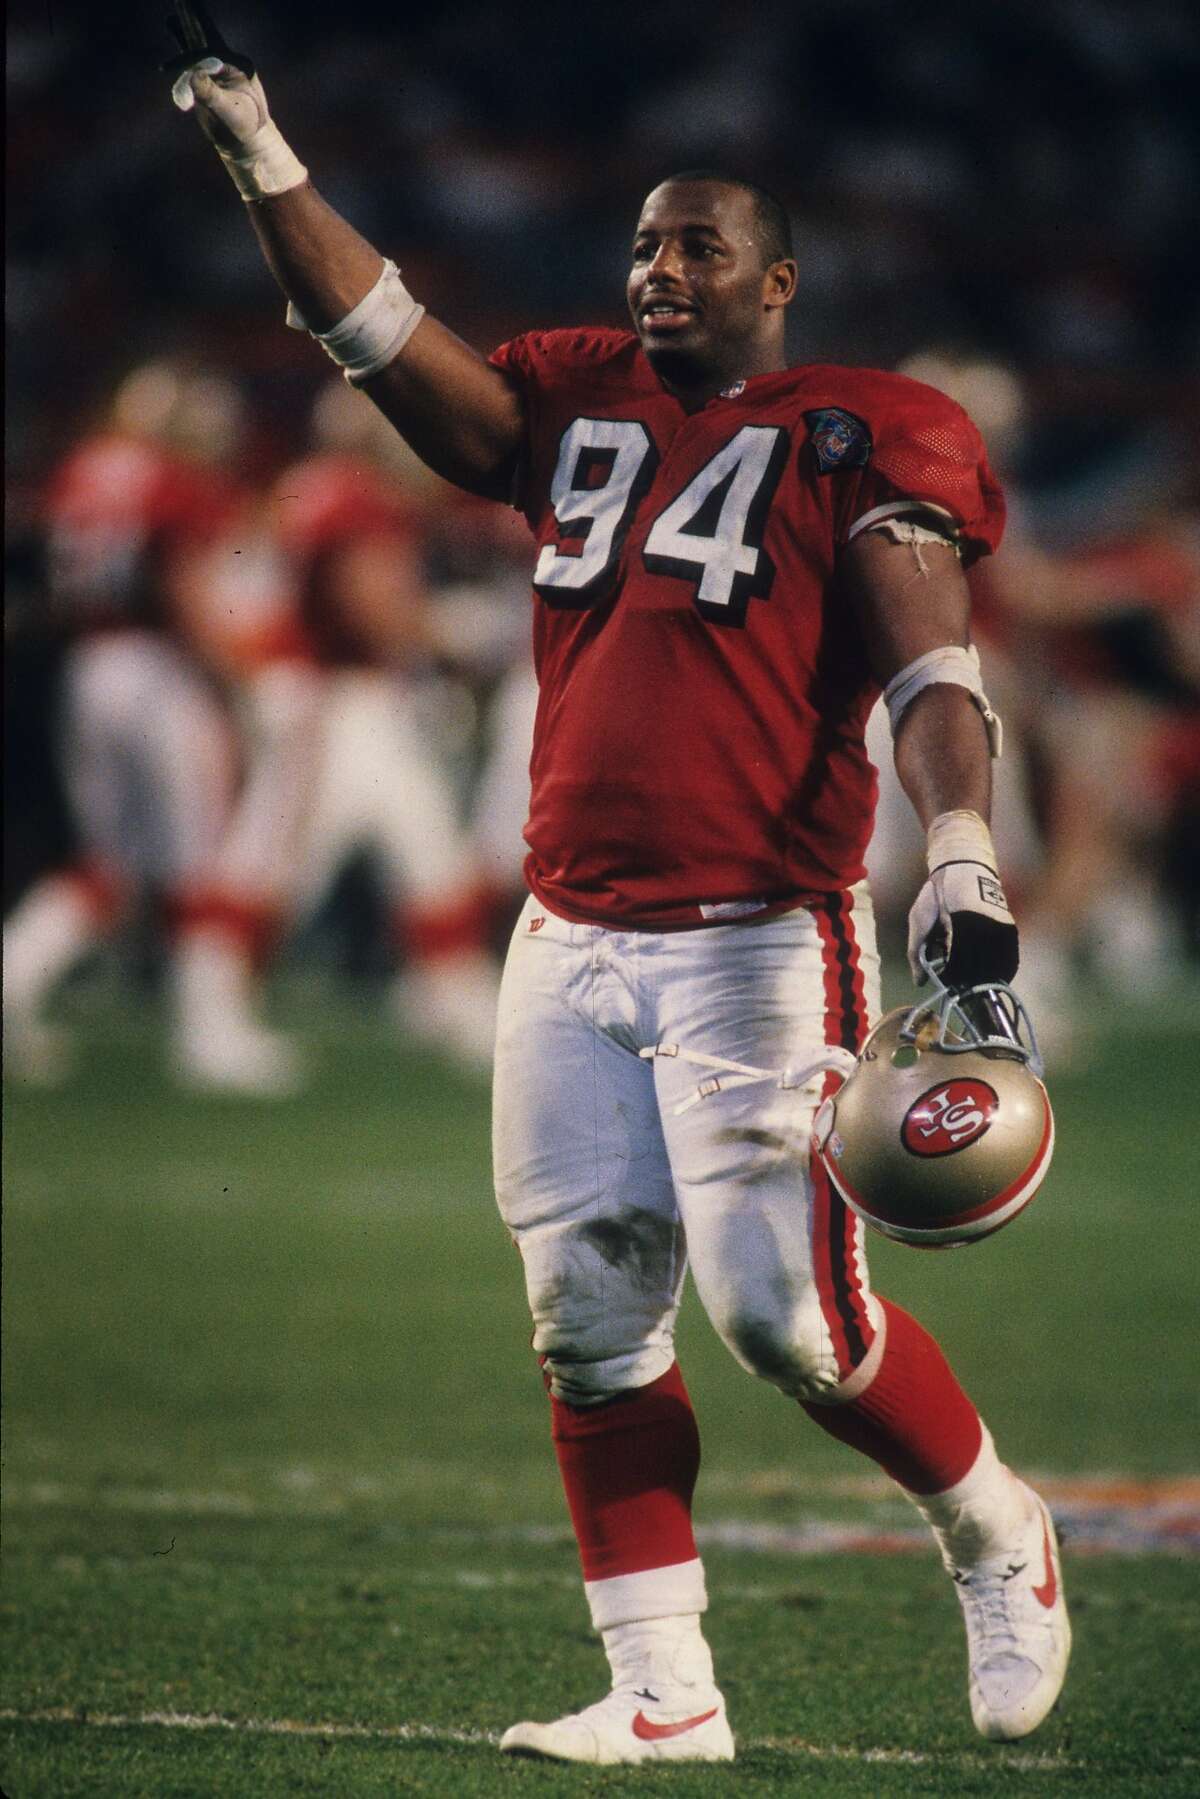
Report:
3,963,1198,1795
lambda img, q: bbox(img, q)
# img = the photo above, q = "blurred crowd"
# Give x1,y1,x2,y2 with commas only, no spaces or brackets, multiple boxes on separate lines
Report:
5,0,1199,1090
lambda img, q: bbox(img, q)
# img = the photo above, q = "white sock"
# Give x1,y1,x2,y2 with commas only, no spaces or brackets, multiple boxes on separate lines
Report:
602,1614,717,1697
3,877,102,1012
172,929,262,1042
904,1426,1033,1569
585,1557,708,1634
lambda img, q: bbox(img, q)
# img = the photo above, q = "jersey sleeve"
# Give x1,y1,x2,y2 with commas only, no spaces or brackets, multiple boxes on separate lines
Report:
488,333,537,386
488,335,540,520
833,378,1006,565
487,328,638,524
488,327,630,387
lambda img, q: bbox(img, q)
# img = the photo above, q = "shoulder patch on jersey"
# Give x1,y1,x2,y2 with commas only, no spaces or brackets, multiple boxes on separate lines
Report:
804,407,872,475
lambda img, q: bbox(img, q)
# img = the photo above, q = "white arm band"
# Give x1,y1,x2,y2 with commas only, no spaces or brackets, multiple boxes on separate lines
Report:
285,261,425,386
848,500,959,544
883,644,1003,759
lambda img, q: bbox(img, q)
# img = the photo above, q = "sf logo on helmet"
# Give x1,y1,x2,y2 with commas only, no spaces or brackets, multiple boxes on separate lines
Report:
902,1081,999,1158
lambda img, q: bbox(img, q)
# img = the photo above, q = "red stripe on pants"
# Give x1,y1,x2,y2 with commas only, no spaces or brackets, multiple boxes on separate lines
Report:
810,893,874,1378
550,1362,700,1582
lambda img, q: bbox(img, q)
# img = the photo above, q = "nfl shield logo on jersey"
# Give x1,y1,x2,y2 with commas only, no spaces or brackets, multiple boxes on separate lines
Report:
804,407,872,474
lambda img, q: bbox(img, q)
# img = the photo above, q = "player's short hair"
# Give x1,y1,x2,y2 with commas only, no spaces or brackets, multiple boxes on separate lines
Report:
655,169,794,268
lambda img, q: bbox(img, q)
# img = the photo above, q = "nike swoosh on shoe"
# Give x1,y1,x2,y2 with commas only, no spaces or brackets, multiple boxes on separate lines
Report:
1031,1511,1058,1608
632,1707,719,1742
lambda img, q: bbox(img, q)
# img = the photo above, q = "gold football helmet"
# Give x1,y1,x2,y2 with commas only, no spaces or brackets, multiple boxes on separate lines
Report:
811,974,1054,1249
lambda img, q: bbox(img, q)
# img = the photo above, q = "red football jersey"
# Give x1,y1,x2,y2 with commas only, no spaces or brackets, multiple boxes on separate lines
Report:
272,452,423,667
490,328,1006,928
43,432,233,633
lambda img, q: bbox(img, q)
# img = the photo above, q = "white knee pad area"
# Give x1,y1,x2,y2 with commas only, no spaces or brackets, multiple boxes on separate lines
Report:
495,892,883,1411
700,1277,886,1404
539,1345,680,1407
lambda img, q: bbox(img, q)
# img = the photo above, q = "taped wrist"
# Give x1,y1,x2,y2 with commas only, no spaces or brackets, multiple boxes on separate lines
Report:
884,644,1002,759
918,810,1018,985
925,809,999,879
285,261,425,385
219,120,308,201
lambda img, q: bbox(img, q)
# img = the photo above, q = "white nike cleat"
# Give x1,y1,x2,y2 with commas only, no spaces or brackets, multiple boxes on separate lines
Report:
3,1010,73,1087
500,1683,734,1765
171,1024,305,1098
171,937,304,1096
951,1483,1071,1740
392,953,499,1074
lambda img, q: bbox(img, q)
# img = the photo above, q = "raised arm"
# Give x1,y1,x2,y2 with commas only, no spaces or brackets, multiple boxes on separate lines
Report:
167,16,525,498
842,525,1019,988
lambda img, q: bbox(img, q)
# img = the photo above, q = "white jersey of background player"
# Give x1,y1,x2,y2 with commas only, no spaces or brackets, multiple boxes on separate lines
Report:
4,361,298,1094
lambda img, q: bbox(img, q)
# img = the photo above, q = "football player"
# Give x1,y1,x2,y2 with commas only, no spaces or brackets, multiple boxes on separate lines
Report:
168,19,1071,1763
3,358,299,1094
197,377,501,1070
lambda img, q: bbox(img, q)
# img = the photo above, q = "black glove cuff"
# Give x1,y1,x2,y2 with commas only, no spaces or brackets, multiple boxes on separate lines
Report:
943,912,1020,988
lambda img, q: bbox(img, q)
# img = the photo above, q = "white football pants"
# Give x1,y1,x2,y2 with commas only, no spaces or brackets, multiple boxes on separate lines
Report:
62,630,234,884
217,666,482,919
493,887,884,1408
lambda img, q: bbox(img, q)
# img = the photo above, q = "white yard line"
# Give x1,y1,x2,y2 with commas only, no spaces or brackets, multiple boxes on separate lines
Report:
0,1708,495,1747
0,1705,1112,1771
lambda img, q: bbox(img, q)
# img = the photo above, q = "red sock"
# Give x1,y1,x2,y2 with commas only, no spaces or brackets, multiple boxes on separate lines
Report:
803,1299,982,1495
62,859,125,930
400,885,492,960
166,890,282,969
550,1362,700,1582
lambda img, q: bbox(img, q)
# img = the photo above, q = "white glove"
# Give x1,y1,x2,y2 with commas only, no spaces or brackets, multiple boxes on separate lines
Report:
172,57,307,201
907,809,1019,987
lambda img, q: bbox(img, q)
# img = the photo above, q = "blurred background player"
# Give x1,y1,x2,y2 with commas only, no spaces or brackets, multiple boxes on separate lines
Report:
982,461,1199,1009
3,359,299,1094
865,347,1200,1060
192,378,501,1071
423,489,544,935
471,647,539,932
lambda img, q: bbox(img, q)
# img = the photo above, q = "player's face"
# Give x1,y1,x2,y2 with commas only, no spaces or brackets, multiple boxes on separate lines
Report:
627,182,791,387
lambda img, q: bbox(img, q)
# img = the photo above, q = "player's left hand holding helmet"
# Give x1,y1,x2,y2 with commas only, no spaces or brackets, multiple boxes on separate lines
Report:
812,965,1053,1249
907,808,1019,989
